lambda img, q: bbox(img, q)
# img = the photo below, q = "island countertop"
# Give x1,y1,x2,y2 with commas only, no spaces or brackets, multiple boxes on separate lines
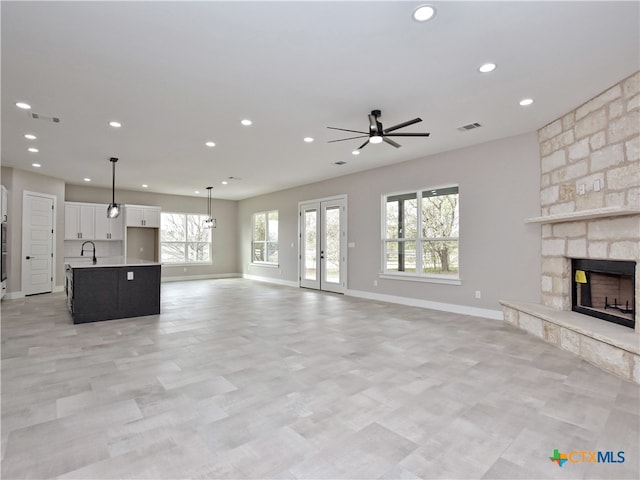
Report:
65,259,161,269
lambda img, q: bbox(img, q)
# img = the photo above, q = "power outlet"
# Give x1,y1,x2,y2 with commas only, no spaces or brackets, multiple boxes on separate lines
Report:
475,290,481,299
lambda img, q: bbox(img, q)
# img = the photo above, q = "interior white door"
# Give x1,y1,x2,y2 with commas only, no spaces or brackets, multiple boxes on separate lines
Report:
299,197,346,293
22,192,54,295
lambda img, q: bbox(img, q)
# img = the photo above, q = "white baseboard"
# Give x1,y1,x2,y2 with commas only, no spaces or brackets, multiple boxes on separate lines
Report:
345,289,504,321
4,285,64,300
243,274,299,288
4,291,25,300
161,273,241,283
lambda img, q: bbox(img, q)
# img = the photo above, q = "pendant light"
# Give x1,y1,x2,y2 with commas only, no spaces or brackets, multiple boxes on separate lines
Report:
107,157,120,218
204,186,216,228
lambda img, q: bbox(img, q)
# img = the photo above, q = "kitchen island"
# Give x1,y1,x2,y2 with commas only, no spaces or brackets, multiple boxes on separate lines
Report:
65,260,161,324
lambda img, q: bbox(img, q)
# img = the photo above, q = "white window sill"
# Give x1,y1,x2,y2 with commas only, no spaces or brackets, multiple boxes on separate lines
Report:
379,272,462,285
163,262,213,267
250,262,280,268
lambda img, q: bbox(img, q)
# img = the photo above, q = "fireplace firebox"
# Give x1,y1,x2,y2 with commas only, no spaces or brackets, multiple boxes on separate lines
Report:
571,258,636,329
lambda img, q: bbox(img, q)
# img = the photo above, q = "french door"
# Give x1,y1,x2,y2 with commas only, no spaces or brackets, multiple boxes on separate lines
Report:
299,196,346,293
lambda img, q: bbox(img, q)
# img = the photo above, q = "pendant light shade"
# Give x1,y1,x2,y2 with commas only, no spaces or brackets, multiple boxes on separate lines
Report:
204,186,216,228
107,157,120,218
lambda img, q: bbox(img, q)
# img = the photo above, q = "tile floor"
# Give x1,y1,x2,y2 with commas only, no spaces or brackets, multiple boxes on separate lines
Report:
1,279,638,479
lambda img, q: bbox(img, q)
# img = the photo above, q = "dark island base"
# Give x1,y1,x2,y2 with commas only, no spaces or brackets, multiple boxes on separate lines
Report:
68,265,160,324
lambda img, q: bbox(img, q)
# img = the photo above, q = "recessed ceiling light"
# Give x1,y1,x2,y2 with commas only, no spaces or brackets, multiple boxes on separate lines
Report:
16,102,31,109
109,121,122,128
32,163,41,168
304,137,314,143
520,98,534,106
352,150,360,155
83,178,91,182
28,147,39,153
141,184,149,188
412,5,436,22
221,181,228,185
241,119,252,126
24,133,37,140
195,190,200,194
205,141,216,147
479,63,496,73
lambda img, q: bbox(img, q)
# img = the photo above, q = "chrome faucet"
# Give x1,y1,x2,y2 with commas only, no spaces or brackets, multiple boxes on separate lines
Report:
80,241,97,265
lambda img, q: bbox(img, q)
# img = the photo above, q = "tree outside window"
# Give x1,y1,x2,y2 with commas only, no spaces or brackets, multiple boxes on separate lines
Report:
384,186,459,276
161,213,211,264
252,210,278,264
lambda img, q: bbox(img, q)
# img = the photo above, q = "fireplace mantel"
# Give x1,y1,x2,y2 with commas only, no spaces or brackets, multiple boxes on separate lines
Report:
525,206,640,225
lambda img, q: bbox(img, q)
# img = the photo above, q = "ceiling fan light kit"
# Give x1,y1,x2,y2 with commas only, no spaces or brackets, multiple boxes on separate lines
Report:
327,109,430,150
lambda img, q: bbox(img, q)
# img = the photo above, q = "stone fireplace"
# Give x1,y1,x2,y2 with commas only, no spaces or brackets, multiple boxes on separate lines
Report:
501,71,640,383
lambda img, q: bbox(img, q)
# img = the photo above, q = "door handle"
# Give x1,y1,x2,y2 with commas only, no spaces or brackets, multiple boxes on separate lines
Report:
25,256,31,259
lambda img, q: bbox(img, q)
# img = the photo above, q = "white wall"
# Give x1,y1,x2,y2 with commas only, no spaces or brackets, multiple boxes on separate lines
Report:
239,132,542,316
3,131,541,317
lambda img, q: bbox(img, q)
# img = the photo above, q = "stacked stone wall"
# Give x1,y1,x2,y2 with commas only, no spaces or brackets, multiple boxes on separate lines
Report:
537,72,640,327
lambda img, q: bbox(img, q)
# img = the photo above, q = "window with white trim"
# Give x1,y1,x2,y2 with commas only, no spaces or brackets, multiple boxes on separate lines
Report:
252,210,278,264
383,186,459,277
160,213,212,264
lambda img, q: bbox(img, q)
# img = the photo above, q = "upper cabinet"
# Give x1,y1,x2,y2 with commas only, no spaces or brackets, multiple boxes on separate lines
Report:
65,202,124,240
1,185,8,222
65,203,95,240
125,205,161,228
94,207,124,240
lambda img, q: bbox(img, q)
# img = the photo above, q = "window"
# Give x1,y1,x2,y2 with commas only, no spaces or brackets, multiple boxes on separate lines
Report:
252,210,278,264
383,186,459,278
161,213,212,264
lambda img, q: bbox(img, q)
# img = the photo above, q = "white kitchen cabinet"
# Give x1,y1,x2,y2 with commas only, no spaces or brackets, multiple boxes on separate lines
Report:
126,205,161,228
1,185,8,222
65,203,95,240
94,206,124,240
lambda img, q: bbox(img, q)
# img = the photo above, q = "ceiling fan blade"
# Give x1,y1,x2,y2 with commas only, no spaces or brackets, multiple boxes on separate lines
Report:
383,137,401,148
384,132,430,137
384,118,422,133
358,139,370,149
327,126,369,135
328,135,369,143
368,114,378,133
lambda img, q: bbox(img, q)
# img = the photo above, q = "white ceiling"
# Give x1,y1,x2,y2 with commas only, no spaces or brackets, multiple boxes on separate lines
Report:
2,1,639,201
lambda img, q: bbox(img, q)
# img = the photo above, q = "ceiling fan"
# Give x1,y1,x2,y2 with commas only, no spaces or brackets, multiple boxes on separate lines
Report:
327,109,430,149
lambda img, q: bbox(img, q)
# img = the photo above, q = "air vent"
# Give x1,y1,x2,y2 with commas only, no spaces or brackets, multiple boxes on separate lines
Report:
30,112,61,123
334,161,347,166
458,122,482,131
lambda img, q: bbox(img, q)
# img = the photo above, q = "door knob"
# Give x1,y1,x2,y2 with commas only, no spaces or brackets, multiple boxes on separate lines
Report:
25,256,31,259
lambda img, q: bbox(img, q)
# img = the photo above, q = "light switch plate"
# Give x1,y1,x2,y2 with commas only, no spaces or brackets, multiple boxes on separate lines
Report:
127,271,134,280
